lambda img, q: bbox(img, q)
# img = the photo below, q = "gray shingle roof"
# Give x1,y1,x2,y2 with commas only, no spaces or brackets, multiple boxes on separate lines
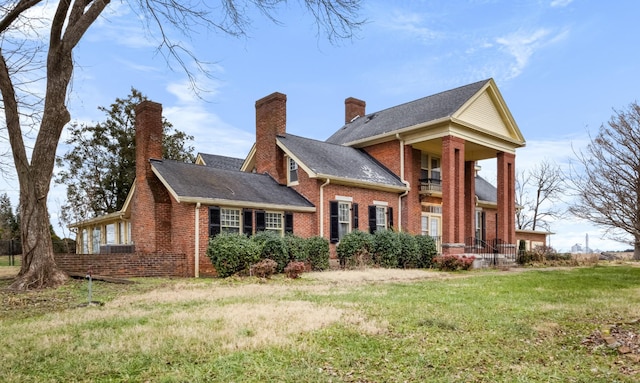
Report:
151,159,314,209
326,79,490,145
277,134,406,189
475,175,497,203
197,153,244,170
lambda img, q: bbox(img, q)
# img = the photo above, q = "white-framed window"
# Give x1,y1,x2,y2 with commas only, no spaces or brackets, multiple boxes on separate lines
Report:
221,208,241,233
338,201,351,240
92,227,101,254
421,208,442,238
82,229,89,253
118,222,125,244
376,206,387,232
288,157,298,184
265,212,283,234
106,224,116,245
421,153,442,181
475,209,485,241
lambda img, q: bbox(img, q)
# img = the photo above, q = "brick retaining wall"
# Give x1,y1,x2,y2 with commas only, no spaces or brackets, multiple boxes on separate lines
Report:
54,253,189,278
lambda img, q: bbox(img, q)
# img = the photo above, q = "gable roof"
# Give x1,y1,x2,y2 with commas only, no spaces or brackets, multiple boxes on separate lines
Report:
276,133,407,191
151,159,315,211
475,176,497,203
196,153,244,170
327,79,491,145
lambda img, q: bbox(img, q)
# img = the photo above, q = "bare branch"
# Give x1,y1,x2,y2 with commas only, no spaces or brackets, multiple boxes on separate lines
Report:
569,101,640,259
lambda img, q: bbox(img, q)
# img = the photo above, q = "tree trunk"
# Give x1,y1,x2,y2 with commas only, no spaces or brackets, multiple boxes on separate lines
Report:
9,178,68,290
634,241,640,261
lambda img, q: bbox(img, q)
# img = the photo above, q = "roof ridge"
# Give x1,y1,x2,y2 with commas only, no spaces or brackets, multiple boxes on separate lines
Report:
347,78,491,124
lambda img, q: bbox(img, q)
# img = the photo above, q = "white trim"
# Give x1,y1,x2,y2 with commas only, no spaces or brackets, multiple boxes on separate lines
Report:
335,195,353,202
373,200,388,206
195,203,200,278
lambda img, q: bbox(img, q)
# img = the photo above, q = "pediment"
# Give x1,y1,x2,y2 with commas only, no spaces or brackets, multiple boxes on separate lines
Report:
453,81,525,145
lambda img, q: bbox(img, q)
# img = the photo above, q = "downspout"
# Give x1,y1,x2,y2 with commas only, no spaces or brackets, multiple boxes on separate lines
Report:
319,178,331,237
194,202,201,278
396,134,410,231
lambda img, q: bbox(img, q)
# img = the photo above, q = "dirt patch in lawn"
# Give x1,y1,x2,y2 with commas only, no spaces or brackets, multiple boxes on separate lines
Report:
307,268,445,284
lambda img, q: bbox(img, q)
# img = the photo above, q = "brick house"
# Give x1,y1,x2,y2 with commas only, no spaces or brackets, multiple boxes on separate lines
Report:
71,78,527,276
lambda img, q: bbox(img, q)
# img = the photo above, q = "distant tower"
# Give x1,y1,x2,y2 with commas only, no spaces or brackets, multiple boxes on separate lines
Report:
586,233,590,254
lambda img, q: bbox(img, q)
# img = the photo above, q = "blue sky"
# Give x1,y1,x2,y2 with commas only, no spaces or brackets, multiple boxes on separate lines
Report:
3,0,640,252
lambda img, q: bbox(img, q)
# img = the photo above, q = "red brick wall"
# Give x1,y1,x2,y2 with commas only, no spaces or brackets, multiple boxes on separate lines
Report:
55,253,189,278
441,135,465,251
497,152,516,244
484,208,498,242
403,147,422,234
255,92,287,184
362,140,401,176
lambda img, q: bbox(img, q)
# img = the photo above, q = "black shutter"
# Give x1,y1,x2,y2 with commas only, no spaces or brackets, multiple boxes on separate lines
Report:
368,205,377,234
388,206,393,229
209,206,220,237
329,201,339,243
285,212,294,234
352,203,359,230
243,209,253,236
255,210,266,232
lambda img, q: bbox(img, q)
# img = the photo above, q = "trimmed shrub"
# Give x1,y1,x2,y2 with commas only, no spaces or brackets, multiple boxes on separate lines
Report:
371,229,400,268
284,261,306,279
337,230,373,268
397,231,421,268
433,254,475,271
284,234,308,263
207,233,260,278
250,259,278,278
253,231,289,273
306,236,330,271
415,235,437,268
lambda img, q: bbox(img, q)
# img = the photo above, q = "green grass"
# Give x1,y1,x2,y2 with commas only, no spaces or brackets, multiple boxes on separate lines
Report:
0,255,20,266
2,265,640,382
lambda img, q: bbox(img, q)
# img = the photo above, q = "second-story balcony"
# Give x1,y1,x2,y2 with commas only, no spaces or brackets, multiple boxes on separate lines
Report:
419,178,442,194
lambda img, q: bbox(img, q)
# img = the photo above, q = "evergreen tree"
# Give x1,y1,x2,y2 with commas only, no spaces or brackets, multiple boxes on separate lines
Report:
56,88,195,225
0,193,19,241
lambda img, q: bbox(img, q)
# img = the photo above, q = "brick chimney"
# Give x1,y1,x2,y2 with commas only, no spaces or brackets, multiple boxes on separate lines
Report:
255,92,287,184
135,101,163,182
132,100,172,254
345,97,366,124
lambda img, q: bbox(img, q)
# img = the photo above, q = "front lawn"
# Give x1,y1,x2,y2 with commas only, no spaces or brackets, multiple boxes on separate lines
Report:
1,265,639,382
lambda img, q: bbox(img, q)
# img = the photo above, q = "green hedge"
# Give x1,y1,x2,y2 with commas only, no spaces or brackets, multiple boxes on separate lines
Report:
207,233,261,278
208,231,439,277
207,232,330,277
338,230,438,270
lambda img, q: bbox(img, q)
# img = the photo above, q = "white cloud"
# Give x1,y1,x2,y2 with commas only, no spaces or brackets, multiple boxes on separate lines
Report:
163,77,254,158
550,0,574,8
378,10,442,42
496,28,554,79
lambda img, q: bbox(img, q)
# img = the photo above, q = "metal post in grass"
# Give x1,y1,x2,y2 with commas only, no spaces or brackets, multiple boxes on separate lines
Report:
86,267,93,304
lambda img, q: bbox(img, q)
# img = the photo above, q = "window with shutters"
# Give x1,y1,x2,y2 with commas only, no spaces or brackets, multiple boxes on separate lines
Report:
368,204,393,233
265,212,283,234
288,157,298,185
376,206,387,232
330,200,356,243
220,208,241,233
338,202,350,240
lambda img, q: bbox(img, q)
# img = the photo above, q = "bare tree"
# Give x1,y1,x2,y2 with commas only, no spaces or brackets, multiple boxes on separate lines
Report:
569,102,640,260
0,0,363,290
515,160,565,232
